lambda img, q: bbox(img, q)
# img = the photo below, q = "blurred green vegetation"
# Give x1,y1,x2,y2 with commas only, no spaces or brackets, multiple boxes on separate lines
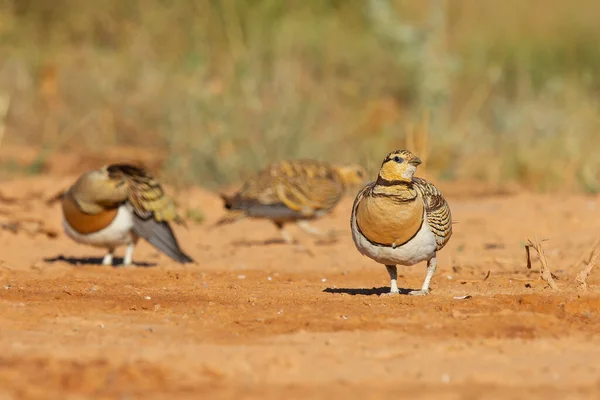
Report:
1,0,600,191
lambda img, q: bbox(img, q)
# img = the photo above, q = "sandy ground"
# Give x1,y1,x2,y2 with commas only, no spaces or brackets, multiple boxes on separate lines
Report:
1,164,600,399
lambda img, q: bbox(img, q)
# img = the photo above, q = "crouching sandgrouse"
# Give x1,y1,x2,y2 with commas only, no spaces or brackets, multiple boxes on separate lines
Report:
61,163,194,266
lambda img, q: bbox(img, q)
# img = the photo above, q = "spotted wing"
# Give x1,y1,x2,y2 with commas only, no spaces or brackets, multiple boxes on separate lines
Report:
412,177,452,250
106,164,193,263
272,160,343,216
220,160,344,222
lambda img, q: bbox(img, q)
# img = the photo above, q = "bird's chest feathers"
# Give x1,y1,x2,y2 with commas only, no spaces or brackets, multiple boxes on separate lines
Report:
356,195,424,246
62,193,119,235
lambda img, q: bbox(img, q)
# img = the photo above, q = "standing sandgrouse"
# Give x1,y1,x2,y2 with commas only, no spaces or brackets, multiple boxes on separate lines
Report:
61,163,194,266
350,150,452,295
217,160,366,243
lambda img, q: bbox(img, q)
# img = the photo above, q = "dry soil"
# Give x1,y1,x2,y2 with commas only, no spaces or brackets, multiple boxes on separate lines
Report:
1,160,600,399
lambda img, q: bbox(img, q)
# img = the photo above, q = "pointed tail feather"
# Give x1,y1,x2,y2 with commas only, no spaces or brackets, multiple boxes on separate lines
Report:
214,210,247,227
213,192,247,227
133,216,194,264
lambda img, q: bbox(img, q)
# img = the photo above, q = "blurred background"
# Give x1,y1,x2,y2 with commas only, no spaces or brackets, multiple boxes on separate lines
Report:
0,0,599,191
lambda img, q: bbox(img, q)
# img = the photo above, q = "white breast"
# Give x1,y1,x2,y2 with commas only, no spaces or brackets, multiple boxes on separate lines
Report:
351,210,437,266
63,204,136,249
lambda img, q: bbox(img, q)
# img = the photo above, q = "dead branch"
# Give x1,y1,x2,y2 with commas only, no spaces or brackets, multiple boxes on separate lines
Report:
525,237,559,290
575,238,600,290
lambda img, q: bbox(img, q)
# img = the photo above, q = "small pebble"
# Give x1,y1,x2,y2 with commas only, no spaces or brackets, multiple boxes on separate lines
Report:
237,275,246,279
321,278,327,282
144,296,151,300
441,373,451,383
267,276,272,281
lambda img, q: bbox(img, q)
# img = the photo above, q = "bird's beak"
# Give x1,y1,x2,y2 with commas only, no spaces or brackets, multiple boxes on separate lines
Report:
408,157,422,166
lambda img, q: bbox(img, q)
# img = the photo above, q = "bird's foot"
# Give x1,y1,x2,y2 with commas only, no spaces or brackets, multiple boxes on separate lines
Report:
101,254,114,266
408,289,430,296
294,244,315,257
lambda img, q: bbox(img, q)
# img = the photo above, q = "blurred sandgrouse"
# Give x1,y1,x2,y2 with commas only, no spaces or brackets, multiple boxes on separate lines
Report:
217,159,366,244
61,164,194,266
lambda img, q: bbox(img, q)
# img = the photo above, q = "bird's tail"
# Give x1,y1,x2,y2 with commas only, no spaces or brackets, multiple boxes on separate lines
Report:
213,193,247,227
132,218,195,264
214,210,247,226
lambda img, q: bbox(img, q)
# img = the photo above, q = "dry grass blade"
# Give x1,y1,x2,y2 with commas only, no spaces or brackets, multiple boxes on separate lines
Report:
525,237,559,290
0,93,11,153
483,270,491,281
575,238,600,290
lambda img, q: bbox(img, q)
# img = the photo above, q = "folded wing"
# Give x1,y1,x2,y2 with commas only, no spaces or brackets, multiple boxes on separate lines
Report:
106,164,194,263
218,160,344,223
412,177,452,250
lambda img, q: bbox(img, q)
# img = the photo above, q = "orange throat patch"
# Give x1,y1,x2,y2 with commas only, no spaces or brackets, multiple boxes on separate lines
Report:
356,194,424,246
62,193,119,235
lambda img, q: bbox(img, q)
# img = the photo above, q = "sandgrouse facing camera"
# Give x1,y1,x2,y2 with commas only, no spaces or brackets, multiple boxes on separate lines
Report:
61,164,194,266
350,150,452,295
217,159,366,243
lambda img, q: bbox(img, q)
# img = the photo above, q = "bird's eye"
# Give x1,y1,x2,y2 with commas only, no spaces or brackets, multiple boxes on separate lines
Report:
356,170,364,177
393,156,403,163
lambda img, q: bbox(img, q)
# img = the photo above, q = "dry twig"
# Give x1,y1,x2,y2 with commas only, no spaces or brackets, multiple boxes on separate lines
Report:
525,237,559,290
575,238,600,290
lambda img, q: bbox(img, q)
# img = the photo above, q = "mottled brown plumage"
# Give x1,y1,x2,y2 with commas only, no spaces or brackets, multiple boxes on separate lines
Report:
218,159,366,243
412,176,452,250
105,164,185,226
61,163,193,265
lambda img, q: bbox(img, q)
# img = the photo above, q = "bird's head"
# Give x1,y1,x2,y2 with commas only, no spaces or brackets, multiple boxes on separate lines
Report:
377,150,422,184
333,163,368,189
70,166,130,210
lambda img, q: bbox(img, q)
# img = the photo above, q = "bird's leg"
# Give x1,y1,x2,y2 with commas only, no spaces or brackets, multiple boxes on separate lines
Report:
274,221,294,244
409,255,437,296
297,220,338,242
297,220,325,236
384,265,400,295
122,243,135,267
102,248,115,266
274,221,315,256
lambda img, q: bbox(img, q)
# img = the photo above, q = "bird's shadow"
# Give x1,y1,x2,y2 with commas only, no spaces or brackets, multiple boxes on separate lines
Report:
44,255,156,268
323,287,414,296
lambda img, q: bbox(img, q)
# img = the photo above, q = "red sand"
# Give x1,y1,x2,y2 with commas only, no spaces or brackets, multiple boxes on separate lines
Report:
1,167,600,399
